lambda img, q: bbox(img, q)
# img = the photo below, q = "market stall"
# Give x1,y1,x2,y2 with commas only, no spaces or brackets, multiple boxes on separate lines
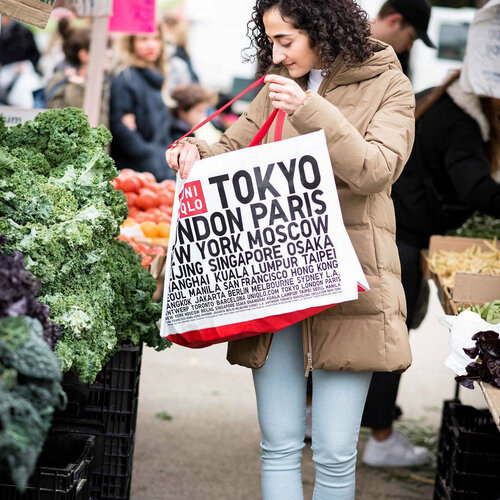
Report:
423,232,500,498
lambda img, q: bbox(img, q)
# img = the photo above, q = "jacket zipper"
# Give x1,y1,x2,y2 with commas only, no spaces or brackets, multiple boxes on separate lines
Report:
304,319,313,377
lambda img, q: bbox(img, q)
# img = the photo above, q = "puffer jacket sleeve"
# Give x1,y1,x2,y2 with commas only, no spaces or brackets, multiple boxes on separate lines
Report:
288,72,415,195
184,84,270,158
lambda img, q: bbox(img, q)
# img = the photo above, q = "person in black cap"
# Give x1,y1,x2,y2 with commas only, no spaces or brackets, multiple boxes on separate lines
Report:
361,0,436,468
370,0,435,74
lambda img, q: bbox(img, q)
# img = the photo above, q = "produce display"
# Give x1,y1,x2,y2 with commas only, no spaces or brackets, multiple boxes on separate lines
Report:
449,212,500,240
113,169,174,266
455,330,500,389
459,301,500,324
0,108,169,383
0,245,66,492
426,240,499,288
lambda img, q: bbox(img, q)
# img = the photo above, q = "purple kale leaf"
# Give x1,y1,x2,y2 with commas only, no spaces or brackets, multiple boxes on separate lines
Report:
0,236,61,349
455,330,500,389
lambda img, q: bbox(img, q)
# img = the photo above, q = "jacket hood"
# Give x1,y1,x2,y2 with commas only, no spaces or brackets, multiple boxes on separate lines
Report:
447,79,490,142
277,38,402,89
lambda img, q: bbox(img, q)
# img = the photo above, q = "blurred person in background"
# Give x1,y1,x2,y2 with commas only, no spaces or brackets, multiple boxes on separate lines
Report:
109,27,175,181
163,12,199,85
370,0,435,75
45,18,110,126
364,0,500,468
360,0,436,468
0,15,42,107
169,83,221,144
0,15,40,68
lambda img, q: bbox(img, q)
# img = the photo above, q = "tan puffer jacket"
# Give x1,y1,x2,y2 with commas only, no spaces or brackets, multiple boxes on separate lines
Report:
186,39,415,373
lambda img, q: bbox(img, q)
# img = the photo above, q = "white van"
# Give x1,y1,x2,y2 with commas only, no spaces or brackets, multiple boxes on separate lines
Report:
409,6,476,92
358,1,476,92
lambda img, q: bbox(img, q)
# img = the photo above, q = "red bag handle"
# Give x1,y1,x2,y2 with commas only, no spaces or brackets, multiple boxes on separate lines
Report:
167,75,286,150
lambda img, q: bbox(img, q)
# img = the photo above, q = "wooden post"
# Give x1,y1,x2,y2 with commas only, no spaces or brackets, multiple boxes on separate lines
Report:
83,16,109,127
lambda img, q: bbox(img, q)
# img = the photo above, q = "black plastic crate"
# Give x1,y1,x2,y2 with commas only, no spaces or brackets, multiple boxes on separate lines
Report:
449,403,500,455
0,432,95,500
433,476,487,500
53,343,142,435
434,476,451,500
434,401,500,500
89,433,135,500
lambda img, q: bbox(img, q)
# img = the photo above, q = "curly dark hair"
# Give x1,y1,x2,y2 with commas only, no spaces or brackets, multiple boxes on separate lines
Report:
245,0,373,76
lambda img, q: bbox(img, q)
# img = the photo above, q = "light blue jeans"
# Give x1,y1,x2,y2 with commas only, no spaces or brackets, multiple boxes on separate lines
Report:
252,323,372,500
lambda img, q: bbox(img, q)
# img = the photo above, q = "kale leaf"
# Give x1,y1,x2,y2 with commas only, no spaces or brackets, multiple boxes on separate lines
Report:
0,316,66,492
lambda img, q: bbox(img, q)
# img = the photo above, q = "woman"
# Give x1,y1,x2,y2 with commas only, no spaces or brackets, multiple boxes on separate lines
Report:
45,18,109,126
110,28,175,181
168,1,414,498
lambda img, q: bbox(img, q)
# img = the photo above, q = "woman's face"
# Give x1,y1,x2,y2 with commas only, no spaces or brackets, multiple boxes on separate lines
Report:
263,7,321,78
132,33,162,64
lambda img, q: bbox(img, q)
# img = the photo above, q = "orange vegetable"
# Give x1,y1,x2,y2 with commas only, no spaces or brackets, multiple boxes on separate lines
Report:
121,218,138,228
140,221,160,238
157,222,170,238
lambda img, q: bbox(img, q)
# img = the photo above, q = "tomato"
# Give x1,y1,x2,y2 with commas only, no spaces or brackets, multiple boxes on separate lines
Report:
135,189,158,210
141,255,153,267
120,176,142,193
147,243,167,254
125,192,138,208
112,178,121,190
133,211,152,223
118,168,137,178
138,172,157,184
128,206,140,219
160,179,176,192
158,191,175,207
158,213,172,224
145,208,162,223
116,234,130,242
133,243,149,254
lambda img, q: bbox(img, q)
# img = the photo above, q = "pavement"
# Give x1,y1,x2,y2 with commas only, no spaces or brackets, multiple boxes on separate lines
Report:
129,284,485,500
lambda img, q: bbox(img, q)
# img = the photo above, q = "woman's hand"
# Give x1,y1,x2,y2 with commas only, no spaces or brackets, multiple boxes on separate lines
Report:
264,74,307,115
166,142,200,180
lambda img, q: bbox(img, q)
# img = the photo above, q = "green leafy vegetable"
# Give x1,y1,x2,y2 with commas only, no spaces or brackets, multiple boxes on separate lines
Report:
0,316,66,492
448,212,500,240
0,108,169,383
459,301,500,324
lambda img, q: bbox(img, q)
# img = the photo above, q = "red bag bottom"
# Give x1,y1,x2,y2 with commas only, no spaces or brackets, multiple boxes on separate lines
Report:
167,284,367,348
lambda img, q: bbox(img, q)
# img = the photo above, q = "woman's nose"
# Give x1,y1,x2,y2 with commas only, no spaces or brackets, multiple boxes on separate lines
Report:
272,44,286,65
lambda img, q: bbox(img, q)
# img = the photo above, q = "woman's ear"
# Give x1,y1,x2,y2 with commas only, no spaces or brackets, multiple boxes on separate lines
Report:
386,13,405,30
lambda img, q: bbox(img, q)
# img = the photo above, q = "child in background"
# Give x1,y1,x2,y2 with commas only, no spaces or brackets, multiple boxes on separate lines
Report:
170,83,221,144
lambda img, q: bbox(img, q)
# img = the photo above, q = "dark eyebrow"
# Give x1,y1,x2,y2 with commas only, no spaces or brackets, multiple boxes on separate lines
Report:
268,33,294,40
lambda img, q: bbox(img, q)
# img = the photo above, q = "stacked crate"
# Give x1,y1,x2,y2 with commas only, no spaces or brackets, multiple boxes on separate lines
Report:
52,343,143,500
434,400,500,500
0,433,95,500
